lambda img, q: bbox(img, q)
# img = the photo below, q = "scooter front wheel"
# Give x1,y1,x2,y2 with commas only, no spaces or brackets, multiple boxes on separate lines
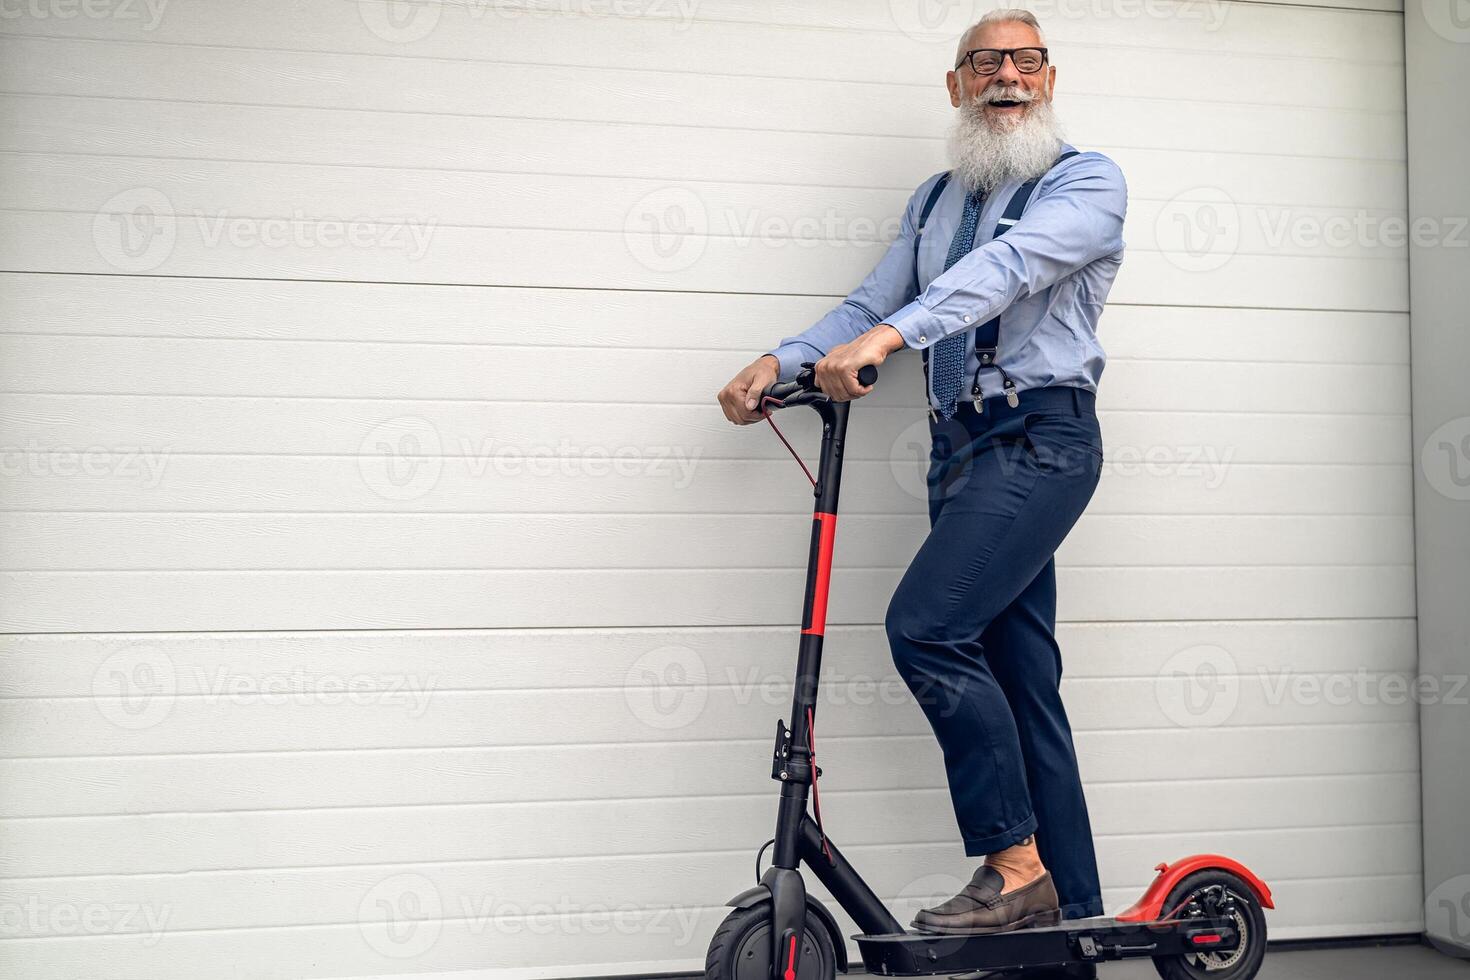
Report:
705,902,837,980
1151,869,1268,980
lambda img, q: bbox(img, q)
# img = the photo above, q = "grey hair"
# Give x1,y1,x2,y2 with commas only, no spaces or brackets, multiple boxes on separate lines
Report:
956,8,1048,61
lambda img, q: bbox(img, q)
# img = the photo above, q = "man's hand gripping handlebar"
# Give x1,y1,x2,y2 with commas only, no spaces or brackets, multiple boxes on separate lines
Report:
758,361,880,414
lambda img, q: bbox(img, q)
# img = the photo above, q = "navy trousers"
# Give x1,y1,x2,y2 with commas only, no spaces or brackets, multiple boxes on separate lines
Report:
883,384,1105,920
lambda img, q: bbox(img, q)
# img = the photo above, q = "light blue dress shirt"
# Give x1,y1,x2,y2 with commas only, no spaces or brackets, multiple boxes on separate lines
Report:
766,144,1128,412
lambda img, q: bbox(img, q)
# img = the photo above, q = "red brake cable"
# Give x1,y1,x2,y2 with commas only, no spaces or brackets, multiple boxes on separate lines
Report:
760,395,816,487
806,706,834,863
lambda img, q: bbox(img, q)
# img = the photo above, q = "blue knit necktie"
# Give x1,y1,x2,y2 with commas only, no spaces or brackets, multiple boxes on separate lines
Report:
930,188,984,421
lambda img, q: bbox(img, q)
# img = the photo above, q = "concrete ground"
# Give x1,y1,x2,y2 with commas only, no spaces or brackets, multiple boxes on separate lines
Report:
1080,940,1468,979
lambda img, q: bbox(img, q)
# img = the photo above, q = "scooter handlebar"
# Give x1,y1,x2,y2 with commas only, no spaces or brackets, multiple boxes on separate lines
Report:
759,362,878,411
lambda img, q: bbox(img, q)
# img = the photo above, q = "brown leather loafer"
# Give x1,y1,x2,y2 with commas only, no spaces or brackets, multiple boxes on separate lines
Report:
911,865,1062,935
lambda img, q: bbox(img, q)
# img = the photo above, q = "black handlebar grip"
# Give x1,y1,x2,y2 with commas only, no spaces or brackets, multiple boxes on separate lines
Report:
857,364,878,387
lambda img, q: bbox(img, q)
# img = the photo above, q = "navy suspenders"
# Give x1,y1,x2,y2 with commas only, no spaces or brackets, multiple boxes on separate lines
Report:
910,150,1080,418
912,172,951,407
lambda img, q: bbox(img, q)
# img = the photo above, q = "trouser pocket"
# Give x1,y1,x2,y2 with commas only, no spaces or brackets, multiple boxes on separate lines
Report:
1020,409,1103,478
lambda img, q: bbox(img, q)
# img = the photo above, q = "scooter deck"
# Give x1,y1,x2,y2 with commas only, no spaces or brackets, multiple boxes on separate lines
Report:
854,912,1238,976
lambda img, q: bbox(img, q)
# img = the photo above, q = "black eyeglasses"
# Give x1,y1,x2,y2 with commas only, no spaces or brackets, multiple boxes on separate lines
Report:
955,47,1049,75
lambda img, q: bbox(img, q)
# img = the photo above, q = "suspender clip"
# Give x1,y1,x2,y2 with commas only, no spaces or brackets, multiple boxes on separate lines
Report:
999,367,1020,408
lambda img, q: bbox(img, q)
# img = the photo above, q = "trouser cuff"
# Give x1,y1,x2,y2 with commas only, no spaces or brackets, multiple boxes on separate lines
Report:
961,811,1039,856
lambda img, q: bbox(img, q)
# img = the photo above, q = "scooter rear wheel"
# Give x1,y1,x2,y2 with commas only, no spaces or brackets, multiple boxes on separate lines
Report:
704,902,837,980
1151,869,1268,980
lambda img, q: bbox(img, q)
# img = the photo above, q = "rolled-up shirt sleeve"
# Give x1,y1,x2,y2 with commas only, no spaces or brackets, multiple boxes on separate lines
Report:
764,173,947,381
885,154,1127,351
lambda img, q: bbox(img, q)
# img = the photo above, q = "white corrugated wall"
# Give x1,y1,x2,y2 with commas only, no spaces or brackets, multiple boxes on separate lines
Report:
0,1,1419,977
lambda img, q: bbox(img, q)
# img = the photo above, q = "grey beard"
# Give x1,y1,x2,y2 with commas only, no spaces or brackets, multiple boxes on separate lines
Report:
946,97,1065,195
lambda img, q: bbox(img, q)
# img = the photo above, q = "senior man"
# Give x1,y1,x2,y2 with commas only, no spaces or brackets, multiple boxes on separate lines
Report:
717,10,1127,948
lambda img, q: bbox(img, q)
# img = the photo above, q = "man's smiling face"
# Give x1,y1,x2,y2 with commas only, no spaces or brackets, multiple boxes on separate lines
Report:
947,20,1057,130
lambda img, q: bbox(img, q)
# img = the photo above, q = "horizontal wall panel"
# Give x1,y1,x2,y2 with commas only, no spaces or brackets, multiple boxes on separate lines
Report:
0,826,1423,938
0,564,1417,632
0,275,1414,363
0,774,1421,878
0,336,1413,409
0,723,1419,817
0,514,1415,570
0,618,1418,695
0,0,1418,973
0,211,1411,311
0,457,1416,519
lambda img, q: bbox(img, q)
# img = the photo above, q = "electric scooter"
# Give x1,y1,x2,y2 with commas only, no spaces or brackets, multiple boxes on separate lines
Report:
704,363,1273,980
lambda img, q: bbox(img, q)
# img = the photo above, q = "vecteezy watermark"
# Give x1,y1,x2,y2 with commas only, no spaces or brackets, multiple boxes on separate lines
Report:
1105,443,1235,489
1425,874,1470,954
886,0,1228,42
356,416,704,502
1154,644,1240,728
482,0,700,28
624,186,708,273
454,895,704,946
357,873,705,957
889,416,1228,504
93,188,176,273
91,188,438,273
358,416,444,502
623,188,918,274
1157,187,1470,272
1155,188,1241,273
726,665,966,717
194,209,436,260
1420,415,1470,501
1420,0,1470,43
356,0,701,43
0,441,170,488
0,0,170,30
623,644,709,731
355,0,443,44
93,643,177,731
1255,667,1468,708
91,643,439,730
0,896,172,946
177,666,438,717
359,873,443,960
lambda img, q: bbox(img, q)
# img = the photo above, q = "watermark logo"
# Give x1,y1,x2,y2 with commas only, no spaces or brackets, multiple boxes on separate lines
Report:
1422,0,1470,42
1426,874,1470,952
1156,187,1240,273
0,0,170,30
1154,643,1239,728
93,188,177,273
357,0,442,43
624,186,707,273
1256,668,1467,708
1421,415,1470,501
358,416,444,501
359,873,443,959
0,896,172,945
194,209,436,260
623,645,708,731
888,0,1228,41
93,643,177,730
0,442,170,488
887,0,982,42
1159,187,1468,273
